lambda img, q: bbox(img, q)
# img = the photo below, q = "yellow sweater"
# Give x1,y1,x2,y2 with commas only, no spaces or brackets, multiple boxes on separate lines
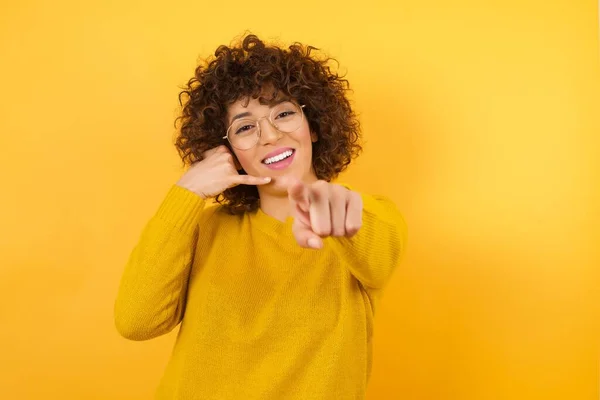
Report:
115,184,407,400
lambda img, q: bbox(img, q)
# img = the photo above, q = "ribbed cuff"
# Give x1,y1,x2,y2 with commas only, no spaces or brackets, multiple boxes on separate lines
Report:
361,193,407,246
154,185,207,233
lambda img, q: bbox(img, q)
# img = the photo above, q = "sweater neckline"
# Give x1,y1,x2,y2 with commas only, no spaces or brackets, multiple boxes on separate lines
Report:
250,206,294,236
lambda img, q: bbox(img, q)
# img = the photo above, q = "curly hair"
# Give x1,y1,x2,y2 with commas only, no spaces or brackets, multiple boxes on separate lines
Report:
175,34,362,214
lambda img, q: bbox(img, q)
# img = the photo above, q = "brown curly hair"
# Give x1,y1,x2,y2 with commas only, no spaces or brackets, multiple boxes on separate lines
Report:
175,33,362,214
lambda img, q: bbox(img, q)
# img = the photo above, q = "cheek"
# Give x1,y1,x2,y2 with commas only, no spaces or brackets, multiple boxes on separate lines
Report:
293,125,314,145
301,132,315,155
233,150,256,172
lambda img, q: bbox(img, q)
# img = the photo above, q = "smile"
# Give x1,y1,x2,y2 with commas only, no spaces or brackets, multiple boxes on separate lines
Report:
262,149,295,165
261,148,296,171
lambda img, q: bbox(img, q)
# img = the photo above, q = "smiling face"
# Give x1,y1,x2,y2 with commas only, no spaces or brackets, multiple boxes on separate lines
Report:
226,95,319,195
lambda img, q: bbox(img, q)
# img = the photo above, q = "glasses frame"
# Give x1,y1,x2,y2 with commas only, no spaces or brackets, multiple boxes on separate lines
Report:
222,103,306,150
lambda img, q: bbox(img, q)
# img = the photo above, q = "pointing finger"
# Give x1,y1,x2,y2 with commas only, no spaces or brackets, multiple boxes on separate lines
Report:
287,177,309,213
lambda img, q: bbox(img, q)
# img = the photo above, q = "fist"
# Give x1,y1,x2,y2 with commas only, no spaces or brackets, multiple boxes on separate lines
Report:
288,178,363,249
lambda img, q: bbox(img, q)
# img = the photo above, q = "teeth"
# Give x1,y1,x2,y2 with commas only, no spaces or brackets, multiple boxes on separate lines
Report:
264,150,293,165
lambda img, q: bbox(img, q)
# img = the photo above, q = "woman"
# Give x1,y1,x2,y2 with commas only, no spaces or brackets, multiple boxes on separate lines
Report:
115,34,407,400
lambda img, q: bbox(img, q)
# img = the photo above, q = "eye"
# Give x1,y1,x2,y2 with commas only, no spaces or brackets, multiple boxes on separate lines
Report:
275,110,296,119
235,124,254,135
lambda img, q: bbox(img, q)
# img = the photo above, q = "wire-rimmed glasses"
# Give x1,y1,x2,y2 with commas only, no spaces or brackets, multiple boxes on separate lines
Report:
223,102,306,150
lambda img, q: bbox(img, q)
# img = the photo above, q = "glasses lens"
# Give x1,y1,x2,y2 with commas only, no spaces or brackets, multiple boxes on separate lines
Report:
270,102,302,133
228,119,258,150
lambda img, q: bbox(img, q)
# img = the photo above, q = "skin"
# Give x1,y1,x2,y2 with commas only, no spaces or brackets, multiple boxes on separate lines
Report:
176,96,363,249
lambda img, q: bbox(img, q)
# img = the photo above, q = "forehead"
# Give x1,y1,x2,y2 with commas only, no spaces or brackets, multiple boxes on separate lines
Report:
227,87,293,115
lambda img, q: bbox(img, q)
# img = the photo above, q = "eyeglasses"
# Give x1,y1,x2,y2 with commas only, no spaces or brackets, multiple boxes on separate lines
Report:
223,102,306,150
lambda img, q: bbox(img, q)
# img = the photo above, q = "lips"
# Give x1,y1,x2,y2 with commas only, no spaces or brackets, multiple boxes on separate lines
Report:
261,147,296,171
261,148,295,164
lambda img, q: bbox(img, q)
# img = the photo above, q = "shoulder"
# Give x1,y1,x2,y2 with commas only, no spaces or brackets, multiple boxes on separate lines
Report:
198,202,245,227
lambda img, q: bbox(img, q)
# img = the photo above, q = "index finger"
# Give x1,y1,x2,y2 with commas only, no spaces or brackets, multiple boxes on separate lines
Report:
287,178,309,212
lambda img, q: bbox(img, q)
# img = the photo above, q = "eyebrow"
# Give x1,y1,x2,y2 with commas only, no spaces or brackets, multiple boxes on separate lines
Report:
229,99,291,125
230,111,252,124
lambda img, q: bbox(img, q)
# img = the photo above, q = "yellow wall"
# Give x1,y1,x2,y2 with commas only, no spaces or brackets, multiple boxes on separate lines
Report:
1,1,598,399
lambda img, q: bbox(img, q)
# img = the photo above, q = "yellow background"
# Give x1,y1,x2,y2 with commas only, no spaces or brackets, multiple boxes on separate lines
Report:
1,0,598,399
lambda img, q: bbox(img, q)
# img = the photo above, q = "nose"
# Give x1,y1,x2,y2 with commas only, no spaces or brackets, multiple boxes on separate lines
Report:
257,118,282,146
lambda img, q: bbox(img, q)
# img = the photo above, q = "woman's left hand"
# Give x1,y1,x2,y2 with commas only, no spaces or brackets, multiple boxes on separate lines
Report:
287,178,363,249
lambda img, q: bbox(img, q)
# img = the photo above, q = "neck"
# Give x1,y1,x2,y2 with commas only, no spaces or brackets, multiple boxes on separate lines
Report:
258,191,291,222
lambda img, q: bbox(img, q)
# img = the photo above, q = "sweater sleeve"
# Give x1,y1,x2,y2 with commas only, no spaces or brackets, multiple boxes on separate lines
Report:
329,193,407,291
114,185,207,341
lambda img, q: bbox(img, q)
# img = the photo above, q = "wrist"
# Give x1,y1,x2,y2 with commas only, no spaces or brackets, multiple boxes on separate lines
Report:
175,182,208,200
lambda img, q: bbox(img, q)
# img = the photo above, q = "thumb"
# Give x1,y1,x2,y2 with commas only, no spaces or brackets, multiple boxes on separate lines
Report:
292,220,323,249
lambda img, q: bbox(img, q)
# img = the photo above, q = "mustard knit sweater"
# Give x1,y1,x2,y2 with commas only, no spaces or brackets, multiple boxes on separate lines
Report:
115,184,407,400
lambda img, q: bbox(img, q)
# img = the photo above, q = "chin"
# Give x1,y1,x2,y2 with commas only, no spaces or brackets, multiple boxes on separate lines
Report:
256,179,287,198
255,171,299,195
271,174,296,191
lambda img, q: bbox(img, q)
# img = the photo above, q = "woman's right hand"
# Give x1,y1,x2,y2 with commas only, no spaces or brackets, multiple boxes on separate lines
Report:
176,145,271,199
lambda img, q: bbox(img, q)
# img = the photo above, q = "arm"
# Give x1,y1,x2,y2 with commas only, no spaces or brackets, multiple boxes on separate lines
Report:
114,185,206,341
114,145,270,341
287,179,407,291
329,193,407,290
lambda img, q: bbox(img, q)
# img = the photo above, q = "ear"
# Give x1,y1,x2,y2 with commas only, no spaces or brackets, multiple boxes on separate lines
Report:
310,131,318,143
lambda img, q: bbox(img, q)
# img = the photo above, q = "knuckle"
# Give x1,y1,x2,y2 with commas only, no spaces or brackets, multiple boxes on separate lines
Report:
333,183,345,191
346,221,362,234
345,225,359,235
314,180,329,190
332,190,345,203
353,191,363,204
314,226,331,237
310,182,329,199
205,145,225,156
332,227,345,237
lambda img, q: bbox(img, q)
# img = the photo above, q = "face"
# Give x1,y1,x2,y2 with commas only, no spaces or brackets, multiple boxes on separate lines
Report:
226,96,318,194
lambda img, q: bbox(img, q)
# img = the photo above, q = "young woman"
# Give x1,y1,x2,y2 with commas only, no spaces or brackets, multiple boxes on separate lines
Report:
115,34,407,400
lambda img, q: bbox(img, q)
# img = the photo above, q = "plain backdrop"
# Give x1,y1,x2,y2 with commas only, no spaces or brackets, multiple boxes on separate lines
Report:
0,0,599,399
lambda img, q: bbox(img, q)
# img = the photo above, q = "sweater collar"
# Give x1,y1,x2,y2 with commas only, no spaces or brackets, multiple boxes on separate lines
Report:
249,206,294,237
